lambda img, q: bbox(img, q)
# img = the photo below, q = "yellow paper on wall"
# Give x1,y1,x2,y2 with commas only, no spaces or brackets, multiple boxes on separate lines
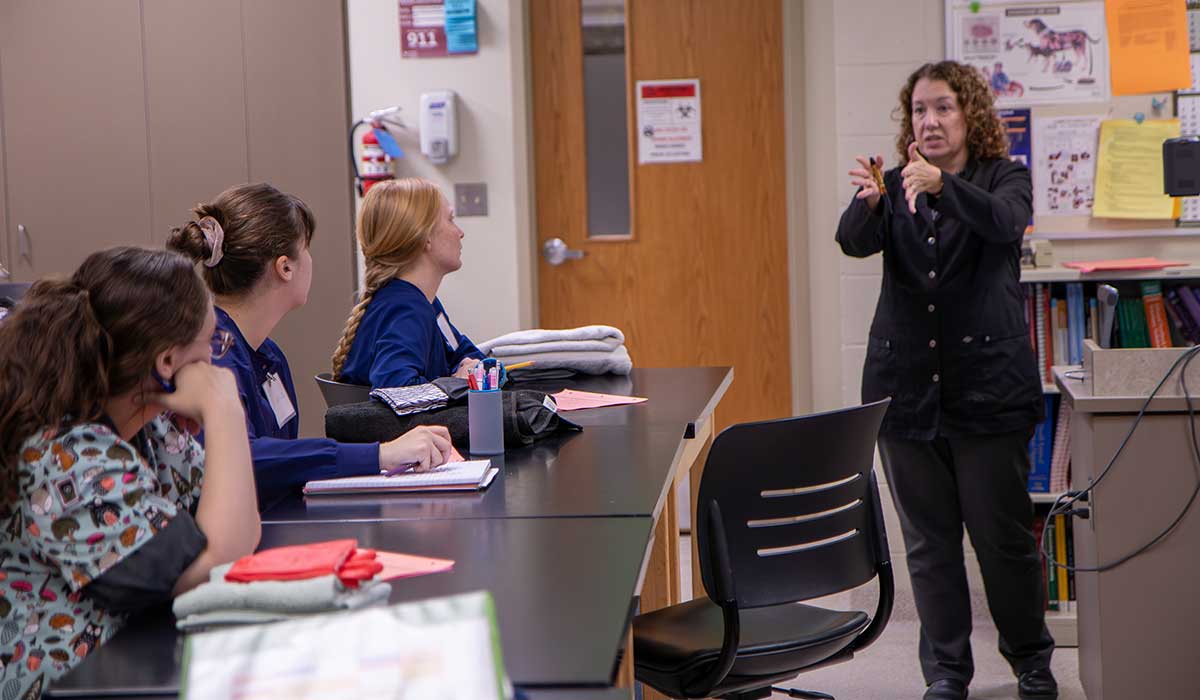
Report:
1092,119,1181,220
1106,0,1191,95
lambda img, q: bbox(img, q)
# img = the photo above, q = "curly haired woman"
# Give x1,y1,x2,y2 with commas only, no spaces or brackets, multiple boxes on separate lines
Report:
836,61,1056,700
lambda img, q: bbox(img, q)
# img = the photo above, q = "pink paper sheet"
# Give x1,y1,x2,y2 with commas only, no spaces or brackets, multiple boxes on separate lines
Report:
374,550,455,581
551,388,648,411
1062,257,1187,273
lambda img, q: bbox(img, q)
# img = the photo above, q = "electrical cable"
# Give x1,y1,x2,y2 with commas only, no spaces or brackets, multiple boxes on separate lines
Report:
1042,345,1200,573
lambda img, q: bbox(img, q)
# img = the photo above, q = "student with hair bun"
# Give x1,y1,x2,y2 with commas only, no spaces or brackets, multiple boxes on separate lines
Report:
0,247,260,698
331,178,484,388
168,183,452,511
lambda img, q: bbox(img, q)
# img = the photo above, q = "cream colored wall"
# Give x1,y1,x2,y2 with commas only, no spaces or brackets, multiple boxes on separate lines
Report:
804,0,1200,411
345,0,534,342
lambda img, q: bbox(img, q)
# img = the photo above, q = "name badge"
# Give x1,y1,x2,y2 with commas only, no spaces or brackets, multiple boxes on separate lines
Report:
263,373,297,429
436,313,460,352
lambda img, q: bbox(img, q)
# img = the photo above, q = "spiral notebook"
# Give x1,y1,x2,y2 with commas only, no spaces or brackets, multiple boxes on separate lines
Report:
303,460,496,495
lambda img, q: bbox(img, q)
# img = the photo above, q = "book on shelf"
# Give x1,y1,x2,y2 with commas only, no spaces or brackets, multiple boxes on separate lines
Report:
1140,281,1173,349
1066,283,1085,364
1162,288,1198,346
1054,514,1069,612
1048,399,1072,494
1175,286,1200,343
1045,515,1059,612
1034,284,1050,383
1027,395,1055,492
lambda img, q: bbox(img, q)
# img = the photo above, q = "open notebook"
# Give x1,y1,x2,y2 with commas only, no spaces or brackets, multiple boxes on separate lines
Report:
303,460,497,495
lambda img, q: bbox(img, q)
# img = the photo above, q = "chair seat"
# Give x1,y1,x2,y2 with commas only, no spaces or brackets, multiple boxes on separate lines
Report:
633,597,869,697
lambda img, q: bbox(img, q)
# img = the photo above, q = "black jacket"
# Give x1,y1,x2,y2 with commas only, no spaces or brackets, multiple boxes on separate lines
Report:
836,156,1044,440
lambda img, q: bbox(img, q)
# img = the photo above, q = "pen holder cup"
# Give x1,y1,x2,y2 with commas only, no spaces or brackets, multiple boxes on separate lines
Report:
467,389,504,456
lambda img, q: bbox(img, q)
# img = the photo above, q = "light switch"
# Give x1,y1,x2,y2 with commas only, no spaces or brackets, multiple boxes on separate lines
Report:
454,182,488,216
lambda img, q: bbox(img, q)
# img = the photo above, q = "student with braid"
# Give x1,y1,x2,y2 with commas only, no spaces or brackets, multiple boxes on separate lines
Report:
0,248,260,698
168,183,452,511
332,178,484,388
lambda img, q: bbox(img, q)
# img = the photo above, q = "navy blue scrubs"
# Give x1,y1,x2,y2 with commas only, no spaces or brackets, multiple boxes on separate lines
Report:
339,278,483,388
213,307,379,510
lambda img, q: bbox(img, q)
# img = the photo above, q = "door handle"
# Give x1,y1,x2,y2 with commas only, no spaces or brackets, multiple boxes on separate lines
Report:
541,237,585,266
17,224,31,264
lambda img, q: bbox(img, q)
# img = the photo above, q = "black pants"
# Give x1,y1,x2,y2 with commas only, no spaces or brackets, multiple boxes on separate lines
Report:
878,429,1055,685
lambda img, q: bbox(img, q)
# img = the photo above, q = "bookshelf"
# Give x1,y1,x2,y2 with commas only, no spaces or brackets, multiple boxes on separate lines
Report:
1021,264,1200,283
1020,267,1200,649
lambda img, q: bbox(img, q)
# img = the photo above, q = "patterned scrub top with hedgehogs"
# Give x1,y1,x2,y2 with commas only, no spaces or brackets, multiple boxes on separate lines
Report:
0,414,204,700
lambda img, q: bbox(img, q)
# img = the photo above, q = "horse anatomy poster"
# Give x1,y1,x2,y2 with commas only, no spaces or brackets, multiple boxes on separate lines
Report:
947,0,1109,106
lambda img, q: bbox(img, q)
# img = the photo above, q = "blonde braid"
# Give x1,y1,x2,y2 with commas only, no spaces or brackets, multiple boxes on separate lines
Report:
330,261,402,379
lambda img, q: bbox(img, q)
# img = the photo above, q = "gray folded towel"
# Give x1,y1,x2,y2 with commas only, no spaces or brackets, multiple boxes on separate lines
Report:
176,583,392,631
173,563,391,619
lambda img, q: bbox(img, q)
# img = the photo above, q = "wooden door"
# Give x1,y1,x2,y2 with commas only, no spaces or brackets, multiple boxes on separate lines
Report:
0,0,154,280
531,0,791,430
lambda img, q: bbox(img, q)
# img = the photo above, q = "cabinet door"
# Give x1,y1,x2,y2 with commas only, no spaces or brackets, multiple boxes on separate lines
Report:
243,0,356,437
0,41,9,284
142,0,249,240
0,0,152,280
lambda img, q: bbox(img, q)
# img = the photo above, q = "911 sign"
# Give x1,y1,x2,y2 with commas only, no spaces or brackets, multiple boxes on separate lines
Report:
399,0,477,58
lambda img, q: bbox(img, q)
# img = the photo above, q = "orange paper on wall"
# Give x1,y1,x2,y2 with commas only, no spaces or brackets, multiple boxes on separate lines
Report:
1106,0,1191,95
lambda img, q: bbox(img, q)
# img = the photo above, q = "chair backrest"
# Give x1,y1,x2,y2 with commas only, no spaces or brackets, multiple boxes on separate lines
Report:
696,399,891,609
314,372,372,408
0,282,32,302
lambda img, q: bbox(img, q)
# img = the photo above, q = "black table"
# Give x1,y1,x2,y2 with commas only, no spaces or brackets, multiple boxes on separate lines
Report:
511,367,732,438
48,517,652,697
48,368,734,699
262,423,687,524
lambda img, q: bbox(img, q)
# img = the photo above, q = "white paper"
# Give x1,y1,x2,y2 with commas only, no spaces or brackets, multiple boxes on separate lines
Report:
946,0,1109,106
184,591,510,700
1032,116,1101,216
636,78,702,164
1180,96,1200,224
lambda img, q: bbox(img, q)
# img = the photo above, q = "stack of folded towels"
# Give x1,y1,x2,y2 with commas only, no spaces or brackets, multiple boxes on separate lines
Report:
173,539,391,631
477,325,631,375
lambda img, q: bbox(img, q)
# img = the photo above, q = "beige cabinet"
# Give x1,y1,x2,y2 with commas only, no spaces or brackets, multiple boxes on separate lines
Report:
0,0,355,436
0,0,155,279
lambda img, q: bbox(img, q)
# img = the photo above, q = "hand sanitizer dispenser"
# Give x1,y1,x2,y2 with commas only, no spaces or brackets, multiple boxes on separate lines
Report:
419,90,458,164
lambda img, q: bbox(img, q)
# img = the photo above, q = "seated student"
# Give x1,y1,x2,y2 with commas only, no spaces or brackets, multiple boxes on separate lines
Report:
331,178,484,388
168,183,453,511
0,247,260,698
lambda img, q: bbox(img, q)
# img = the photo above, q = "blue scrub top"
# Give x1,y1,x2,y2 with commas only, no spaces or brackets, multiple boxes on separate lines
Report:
212,307,379,510
339,278,484,388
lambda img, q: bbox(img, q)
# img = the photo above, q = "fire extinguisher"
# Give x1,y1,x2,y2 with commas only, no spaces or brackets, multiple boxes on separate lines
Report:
352,123,393,196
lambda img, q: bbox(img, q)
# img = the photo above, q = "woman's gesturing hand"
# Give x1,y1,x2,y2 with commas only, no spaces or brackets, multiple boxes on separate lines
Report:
901,142,944,214
848,154,884,213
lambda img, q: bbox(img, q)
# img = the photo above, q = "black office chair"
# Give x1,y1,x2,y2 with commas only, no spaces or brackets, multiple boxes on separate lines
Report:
314,372,372,408
632,399,893,700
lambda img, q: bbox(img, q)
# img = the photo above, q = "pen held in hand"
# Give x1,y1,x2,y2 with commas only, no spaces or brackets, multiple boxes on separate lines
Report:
383,462,419,477
869,157,886,195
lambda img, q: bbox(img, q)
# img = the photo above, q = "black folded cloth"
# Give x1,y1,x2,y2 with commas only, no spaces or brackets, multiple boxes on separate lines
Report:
326,389,582,450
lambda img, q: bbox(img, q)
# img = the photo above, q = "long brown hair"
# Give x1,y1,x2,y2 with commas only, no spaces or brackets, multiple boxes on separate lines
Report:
330,178,443,379
0,247,209,490
893,60,1008,165
167,183,315,297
